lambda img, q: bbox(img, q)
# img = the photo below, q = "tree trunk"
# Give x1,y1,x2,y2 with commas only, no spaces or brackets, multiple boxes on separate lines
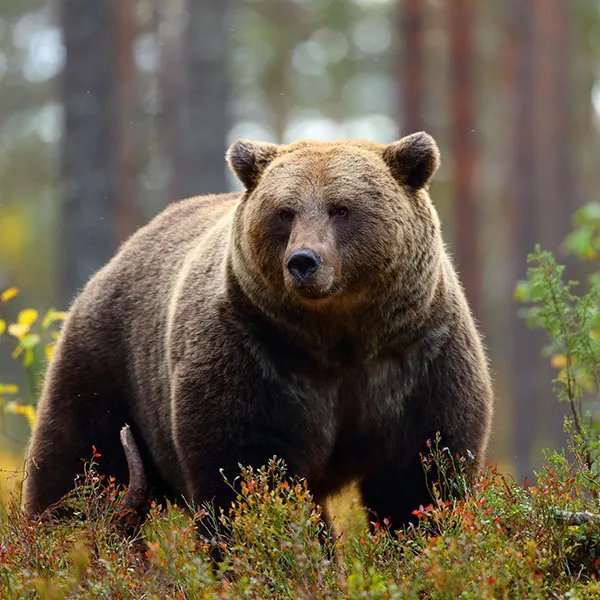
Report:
60,0,116,306
447,0,480,316
399,0,426,134
533,0,572,244
176,0,230,197
531,0,571,460
156,0,186,203
508,0,547,480
114,0,141,242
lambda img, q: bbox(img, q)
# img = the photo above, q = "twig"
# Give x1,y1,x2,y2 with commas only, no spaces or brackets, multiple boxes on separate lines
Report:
554,509,600,525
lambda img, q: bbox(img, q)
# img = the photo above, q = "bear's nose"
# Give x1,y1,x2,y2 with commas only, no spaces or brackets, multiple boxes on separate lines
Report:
286,249,321,280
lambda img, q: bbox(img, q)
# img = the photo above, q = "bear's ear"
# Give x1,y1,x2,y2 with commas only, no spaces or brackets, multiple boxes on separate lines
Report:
226,139,281,191
382,132,440,189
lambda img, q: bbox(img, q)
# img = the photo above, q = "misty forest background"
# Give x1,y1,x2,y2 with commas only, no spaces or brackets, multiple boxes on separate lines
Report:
0,0,600,489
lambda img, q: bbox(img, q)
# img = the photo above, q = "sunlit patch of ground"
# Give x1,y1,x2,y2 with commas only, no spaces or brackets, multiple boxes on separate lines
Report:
0,451,24,506
327,482,367,540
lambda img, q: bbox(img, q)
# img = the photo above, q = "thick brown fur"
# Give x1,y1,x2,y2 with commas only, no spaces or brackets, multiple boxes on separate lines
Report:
24,132,493,531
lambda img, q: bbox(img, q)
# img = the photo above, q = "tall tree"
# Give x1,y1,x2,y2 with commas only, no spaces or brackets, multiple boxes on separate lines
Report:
60,0,116,306
399,0,426,134
533,0,572,245
176,0,230,198
506,0,573,479
155,0,185,203
447,0,480,315
530,0,572,459
507,0,561,479
114,0,141,241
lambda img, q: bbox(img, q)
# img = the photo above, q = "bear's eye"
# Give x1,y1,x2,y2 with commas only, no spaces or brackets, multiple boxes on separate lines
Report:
331,206,349,218
278,208,294,222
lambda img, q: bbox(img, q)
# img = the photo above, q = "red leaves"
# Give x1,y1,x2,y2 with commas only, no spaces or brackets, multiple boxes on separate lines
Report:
412,503,434,519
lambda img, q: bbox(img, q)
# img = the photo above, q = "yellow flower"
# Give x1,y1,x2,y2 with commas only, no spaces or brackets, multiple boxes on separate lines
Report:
0,288,19,303
8,323,30,339
0,383,19,394
18,309,38,327
550,354,568,369
8,310,39,341
5,401,36,429
45,343,56,361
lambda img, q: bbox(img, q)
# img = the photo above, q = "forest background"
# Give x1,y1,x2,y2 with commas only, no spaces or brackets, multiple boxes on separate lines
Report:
0,0,599,490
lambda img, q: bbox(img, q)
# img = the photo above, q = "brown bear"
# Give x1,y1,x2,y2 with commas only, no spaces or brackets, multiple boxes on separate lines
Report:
24,132,493,531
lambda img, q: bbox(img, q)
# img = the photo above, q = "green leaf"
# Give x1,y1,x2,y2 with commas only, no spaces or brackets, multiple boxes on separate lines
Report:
41,308,67,330
24,348,34,367
20,333,40,350
41,309,55,330
514,281,530,302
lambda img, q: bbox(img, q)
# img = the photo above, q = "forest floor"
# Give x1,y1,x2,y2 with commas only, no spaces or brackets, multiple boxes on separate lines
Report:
1,445,600,599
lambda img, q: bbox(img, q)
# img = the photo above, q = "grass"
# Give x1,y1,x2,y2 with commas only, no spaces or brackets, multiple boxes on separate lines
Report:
1,443,600,599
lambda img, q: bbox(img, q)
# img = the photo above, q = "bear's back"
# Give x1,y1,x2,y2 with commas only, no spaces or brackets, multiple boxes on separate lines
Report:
75,192,241,335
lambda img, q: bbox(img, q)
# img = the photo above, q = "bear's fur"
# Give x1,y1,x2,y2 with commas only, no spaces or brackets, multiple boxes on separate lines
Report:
24,132,493,529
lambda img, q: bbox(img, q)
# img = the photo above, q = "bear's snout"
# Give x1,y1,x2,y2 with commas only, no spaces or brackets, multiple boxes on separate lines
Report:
286,249,321,280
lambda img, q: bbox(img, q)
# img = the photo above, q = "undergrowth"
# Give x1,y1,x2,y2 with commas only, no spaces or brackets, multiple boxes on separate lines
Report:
4,204,600,597
1,444,600,599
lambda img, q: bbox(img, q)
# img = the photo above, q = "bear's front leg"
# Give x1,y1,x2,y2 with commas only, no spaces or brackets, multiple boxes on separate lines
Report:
359,456,431,530
171,376,298,507
24,335,131,515
171,378,335,563
361,327,493,531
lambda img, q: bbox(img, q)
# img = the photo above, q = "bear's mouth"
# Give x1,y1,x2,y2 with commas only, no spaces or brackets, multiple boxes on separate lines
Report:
283,276,337,302
290,283,334,300
282,263,337,301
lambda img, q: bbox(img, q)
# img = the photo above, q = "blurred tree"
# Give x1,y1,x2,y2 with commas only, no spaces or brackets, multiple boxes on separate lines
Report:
399,0,426,134
256,0,298,142
571,1,600,204
447,0,480,316
156,0,229,200
2,0,600,473
61,0,116,306
534,0,573,243
115,0,141,241
174,0,230,197
531,0,572,459
507,0,574,477
0,0,61,302
156,0,185,202
508,0,539,479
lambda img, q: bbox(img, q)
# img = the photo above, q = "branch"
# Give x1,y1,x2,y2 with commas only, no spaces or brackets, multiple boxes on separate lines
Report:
555,509,600,525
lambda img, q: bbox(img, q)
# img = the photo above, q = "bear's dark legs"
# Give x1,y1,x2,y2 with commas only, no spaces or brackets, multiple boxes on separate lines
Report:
359,457,432,531
24,416,92,515
179,439,334,564
25,416,130,515
24,386,130,515
23,328,135,515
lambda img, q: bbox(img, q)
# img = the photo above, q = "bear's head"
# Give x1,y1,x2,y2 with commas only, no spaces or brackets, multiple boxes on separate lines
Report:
228,132,442,312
